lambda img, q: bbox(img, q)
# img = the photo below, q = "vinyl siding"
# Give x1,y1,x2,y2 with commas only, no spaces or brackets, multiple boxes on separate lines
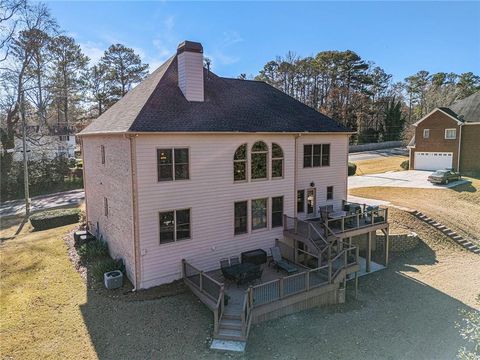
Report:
134,133,349,288
82,135,135,282
296,134,348,219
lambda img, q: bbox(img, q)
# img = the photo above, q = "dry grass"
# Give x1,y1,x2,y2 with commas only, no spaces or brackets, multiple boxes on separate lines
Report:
350,177,480,244
0,222,97,360
354,155,408,175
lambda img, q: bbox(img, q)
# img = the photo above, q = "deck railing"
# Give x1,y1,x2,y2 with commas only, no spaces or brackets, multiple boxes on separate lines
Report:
182,259,225,334
324,207,388,235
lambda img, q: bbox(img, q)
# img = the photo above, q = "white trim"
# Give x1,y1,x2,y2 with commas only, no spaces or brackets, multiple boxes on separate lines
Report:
78,131,356,137
463,122,480,125
412,108,463,127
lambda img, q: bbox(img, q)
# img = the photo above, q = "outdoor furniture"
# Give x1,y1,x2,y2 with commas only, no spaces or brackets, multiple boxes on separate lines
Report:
327,210,348,219
220,258,234,280
222,262,259,285
241,249,267,265
270,246,298,274
238,266,263,285
230,256,240,266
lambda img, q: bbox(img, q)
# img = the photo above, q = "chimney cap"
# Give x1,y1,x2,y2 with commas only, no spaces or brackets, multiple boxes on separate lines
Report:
177,41,203,55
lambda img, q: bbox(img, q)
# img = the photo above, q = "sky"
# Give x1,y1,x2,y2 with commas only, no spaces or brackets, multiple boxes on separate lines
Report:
46,1,480,82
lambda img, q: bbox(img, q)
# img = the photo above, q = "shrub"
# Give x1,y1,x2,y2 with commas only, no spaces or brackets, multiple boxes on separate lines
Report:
91,258,124,282
348,162,357,176
77,240,109,262
30,208,81,230
400,160,409,170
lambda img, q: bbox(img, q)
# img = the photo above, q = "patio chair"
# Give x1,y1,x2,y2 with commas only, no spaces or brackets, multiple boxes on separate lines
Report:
270,247,298,274
230,256,240,266
220,258,234,281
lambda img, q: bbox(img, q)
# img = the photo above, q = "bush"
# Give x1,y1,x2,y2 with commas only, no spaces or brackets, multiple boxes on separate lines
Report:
91,258,124,282
77,240,109,262
30,208,81,230
348,162,357,176
400,160,409,170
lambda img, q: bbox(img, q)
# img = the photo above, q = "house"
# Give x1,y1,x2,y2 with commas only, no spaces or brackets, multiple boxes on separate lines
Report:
79,41,390,344
11,124,76,161
408,92,480,173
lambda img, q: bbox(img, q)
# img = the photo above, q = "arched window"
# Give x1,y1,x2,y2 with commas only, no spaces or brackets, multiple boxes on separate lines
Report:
251,141,268,180
233,144,247,181
271,143,283,178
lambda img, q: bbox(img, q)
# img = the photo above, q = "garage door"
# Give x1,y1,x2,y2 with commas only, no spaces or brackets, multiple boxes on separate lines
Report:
414,152,453,171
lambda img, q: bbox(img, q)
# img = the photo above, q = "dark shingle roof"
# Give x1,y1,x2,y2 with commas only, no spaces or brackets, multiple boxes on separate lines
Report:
448,92,480,123
80,55,351,135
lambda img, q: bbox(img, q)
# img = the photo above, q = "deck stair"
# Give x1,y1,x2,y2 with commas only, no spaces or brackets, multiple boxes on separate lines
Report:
412,210,480,254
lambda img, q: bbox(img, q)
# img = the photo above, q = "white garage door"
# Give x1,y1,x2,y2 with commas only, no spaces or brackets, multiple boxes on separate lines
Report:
414,152,453,171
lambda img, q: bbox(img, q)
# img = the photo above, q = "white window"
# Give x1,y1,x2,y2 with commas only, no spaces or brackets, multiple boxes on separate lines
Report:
423,129,430,139
445,129,456,139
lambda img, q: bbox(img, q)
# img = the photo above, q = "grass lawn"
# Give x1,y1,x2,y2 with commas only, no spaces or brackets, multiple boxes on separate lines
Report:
354,155,408,175
350,177,480,244
1,208,479,359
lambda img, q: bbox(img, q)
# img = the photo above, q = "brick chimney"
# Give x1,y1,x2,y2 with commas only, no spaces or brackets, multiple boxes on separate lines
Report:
177,41,204,102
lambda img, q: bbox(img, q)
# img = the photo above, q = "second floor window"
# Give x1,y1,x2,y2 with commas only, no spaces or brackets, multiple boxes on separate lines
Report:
423,129,430,139
304,144,330,168
326,186,333,200
251,141,268,180
445,128,456,139
157,148,189,181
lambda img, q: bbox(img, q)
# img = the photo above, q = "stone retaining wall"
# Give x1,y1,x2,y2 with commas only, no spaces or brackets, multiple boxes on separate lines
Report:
376,232,419,253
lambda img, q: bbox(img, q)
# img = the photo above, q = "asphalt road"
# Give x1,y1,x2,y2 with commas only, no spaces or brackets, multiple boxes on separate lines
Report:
348,147,408,162
0,189,85,217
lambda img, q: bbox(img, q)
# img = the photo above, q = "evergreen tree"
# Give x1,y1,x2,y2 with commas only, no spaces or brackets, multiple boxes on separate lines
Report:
383,97,405,141
99,44,149,101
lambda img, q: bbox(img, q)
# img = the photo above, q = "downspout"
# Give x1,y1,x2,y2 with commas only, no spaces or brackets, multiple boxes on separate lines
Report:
128,134,141,291
79,137,89,229
457,124,462,172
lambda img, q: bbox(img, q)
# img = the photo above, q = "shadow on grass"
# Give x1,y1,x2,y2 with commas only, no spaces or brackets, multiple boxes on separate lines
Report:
450,181,477,193
78,237,476,360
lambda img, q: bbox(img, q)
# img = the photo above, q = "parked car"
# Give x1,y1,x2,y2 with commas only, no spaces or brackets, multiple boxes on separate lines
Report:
427,169,461,185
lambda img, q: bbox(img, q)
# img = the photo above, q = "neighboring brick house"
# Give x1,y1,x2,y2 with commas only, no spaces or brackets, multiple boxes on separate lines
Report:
408,92,480,173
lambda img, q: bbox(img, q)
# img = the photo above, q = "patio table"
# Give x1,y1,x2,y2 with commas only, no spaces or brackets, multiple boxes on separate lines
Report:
222,263,259,284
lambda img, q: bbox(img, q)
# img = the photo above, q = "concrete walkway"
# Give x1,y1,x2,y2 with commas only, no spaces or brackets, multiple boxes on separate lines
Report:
0,189,85,217
348,170,469,190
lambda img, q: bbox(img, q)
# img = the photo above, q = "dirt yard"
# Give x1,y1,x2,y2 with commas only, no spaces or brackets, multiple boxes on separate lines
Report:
354,155,408,175
350,177,480,245
1,208,478,359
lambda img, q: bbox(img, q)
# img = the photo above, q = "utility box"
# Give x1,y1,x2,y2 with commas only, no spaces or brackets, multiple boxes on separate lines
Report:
104,270,123,289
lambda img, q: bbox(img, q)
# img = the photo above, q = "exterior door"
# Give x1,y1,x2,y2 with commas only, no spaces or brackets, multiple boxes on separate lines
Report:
414,151,453,171
306,188,316,218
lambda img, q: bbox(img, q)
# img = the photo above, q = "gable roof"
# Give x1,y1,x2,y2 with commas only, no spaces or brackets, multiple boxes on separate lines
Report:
412,91,480,128
448,91,480,123
80,55,351,135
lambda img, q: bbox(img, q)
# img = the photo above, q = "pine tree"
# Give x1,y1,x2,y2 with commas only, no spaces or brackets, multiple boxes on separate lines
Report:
383,97,405,141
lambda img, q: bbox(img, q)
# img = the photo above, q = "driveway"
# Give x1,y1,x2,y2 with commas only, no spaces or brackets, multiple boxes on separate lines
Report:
0,189,85,217
348,147,408,162
349,170,469,189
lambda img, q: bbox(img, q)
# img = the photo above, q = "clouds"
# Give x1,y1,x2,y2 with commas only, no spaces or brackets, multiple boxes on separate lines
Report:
78,41,105,64
206,31,244,69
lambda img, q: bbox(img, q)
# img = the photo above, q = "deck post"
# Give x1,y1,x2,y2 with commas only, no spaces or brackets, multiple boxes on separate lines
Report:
384,227,389,267
283,214,287,231
199,271,204,292
366,232,372,273
328,262,332,283
356,213,360,228
294,218,298,234
248,286,253,306
279,278,284,299
181,259,186,279
354,271,358,299
305,271,310,292
341,217,345,232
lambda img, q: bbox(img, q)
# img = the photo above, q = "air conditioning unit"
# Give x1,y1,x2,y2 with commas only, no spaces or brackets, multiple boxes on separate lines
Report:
104,270,123,289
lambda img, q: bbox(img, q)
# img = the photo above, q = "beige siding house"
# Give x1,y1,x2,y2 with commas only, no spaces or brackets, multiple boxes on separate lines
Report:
79,41,354,290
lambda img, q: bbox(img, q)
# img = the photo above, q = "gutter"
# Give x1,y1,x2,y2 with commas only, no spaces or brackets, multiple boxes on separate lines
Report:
294,134,300,216
457,124,462,172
